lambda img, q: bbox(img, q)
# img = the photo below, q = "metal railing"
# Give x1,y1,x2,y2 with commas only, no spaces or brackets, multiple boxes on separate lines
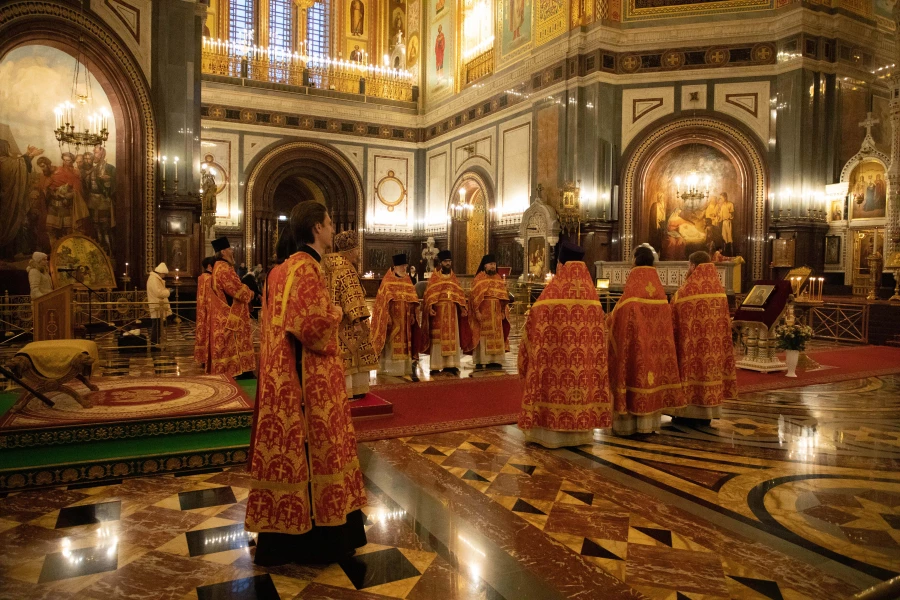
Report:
201,38,416,103
464,47,494,84
808,302,869,344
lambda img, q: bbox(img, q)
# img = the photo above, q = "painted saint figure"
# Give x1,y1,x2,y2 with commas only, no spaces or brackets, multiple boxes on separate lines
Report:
509,0,525,40
434,25,445,75
718,192,735,256
0,140,43,255
518,242,613,448
351,0,365,36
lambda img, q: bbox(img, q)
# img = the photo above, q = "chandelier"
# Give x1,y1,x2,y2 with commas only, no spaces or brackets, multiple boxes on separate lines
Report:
674,172,710,208
53,35,109,153
556,182,582,237
449,188,475,222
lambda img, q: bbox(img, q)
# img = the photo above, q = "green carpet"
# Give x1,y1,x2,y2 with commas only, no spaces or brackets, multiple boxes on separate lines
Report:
0,377,257,491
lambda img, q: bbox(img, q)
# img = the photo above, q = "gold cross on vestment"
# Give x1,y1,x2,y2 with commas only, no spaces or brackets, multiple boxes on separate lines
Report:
570,277,586,296
648,371,655,386
645,282,656,296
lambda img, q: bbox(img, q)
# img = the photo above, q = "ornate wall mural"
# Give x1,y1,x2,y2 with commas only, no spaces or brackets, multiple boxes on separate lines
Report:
427,0,456,101
536,0,566,46
0,45,118,266
641,144,742,261
500,0,533,64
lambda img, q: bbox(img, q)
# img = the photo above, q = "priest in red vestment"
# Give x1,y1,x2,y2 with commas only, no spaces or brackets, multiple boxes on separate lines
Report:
193,257,215,366
468,254,510,370
246,202,366,566
667,251,736,421
420,250,470,376
519,242,612,447
207,237,256,377
607,246,685,435
370,253,421,379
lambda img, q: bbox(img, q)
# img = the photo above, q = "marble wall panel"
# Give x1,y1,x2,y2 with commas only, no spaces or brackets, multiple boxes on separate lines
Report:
713,81,771,146
499,117,532,217
621,86,675,152
426,148,450,231
537,104,560,205
369,152,415,230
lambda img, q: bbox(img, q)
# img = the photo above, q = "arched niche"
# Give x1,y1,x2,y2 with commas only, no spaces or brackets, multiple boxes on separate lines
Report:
620,115,768,281
244,140,364,268
0,2,156,274
448,169,494,274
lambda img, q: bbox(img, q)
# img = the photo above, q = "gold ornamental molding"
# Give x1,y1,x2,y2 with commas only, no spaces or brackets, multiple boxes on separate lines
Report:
244,140,365,257
621,117,767,281
0,0,157,274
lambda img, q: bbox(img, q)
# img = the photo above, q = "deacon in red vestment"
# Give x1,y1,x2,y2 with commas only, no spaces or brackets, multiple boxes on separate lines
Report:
667,251,736,421
420,250,470,376
607,246,685,435
519,242,612,448
469,254,510,370
193,257,215,365
246,202,366,566
207,237,256,377
370,253,421,379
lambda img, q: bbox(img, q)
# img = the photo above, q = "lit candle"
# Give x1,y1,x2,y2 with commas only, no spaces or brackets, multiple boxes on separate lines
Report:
161,155,167,191
818,277,824,301
173,156,179,186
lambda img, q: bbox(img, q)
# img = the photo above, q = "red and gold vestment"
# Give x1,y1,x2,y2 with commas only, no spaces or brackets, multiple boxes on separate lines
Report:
518,261,612,436
207,261,256,376
370,275,420,362
193,271,211,365
468,272,510,355
420,270,471,357
670,263,736,410
322,253,377,375
607,266,685,417
246,251,366,534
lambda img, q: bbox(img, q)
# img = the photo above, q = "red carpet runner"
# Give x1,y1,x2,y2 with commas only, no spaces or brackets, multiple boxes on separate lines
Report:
353,346,900,441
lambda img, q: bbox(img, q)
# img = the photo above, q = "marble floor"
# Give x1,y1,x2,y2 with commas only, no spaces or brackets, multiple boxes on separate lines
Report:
1,370,898,598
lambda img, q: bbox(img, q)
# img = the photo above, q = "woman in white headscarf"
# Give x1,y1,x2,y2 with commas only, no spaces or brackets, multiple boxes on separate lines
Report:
27,251,53,300
146,263,172,345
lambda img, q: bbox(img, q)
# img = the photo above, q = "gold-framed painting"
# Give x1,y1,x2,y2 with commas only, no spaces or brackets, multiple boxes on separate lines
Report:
49,234,117,289
771,238,795,267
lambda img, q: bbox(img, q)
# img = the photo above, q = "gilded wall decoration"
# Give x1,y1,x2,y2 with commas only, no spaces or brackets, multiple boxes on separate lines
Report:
50,234,117,289
849,160,887,220
624,0,771,21
375,170,408,211
499,0,533,65
536,0,567,46
427,2,456,101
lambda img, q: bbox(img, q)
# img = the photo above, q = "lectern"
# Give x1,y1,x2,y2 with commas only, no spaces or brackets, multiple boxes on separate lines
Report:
32,284,75,341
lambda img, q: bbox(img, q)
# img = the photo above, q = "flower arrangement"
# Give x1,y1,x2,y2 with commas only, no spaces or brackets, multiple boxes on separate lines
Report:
774,323,813,351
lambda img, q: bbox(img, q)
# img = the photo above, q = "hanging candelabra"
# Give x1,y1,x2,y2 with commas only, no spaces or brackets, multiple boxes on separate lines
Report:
449,187,475,222
52,31,110,153
555,182,583,241
674,172,710,209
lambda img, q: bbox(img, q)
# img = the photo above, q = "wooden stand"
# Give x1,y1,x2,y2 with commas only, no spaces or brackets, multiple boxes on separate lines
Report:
32,284,75,341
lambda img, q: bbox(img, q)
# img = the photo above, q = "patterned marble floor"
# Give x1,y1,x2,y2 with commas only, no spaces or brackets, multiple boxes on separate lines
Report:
1,372,898,598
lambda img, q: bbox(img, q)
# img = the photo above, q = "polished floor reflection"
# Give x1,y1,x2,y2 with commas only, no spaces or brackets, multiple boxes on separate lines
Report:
1,372,898,598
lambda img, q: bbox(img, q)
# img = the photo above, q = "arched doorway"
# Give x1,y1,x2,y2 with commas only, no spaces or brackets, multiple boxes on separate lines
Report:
621,116,768,282
245,141,363,268
0,2,157,274
449,171,493,274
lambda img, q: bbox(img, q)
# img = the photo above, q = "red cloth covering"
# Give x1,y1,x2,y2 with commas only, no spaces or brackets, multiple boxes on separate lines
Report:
207,261,256,376
246,252,366,534
419,270,472,355
607,266,685,416
468,272,510,354
671,263,737,407
193,271,211,364
518,261,612,431
370,275,420,360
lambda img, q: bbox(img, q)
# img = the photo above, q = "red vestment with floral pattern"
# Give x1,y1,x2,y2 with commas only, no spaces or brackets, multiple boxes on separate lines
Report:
518,261,613,431
671,263,737,407
370,275,420,360
246,252,366,534
207,261,256,376
419,270,471,355
468,272,510,354
193,272,211,364
607,266,685,416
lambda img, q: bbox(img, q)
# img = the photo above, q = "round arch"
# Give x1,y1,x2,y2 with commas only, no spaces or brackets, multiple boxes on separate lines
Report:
244,140,364,268
0,1,157,273
449,169,495,274
620,115,769,281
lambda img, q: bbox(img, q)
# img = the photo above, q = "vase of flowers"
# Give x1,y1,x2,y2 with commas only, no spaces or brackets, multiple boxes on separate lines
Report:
774,322,813,378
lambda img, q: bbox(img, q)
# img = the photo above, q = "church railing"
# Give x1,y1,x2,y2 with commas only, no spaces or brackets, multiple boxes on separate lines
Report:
806,302,869,344
464,47,494,85
201,38,416,104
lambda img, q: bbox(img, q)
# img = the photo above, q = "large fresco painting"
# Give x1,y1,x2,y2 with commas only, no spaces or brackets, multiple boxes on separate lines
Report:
0,45,118,267
874,0,897,30
426,1,455,101
624,0,770,21
641,144,742,261
500,0,533,63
